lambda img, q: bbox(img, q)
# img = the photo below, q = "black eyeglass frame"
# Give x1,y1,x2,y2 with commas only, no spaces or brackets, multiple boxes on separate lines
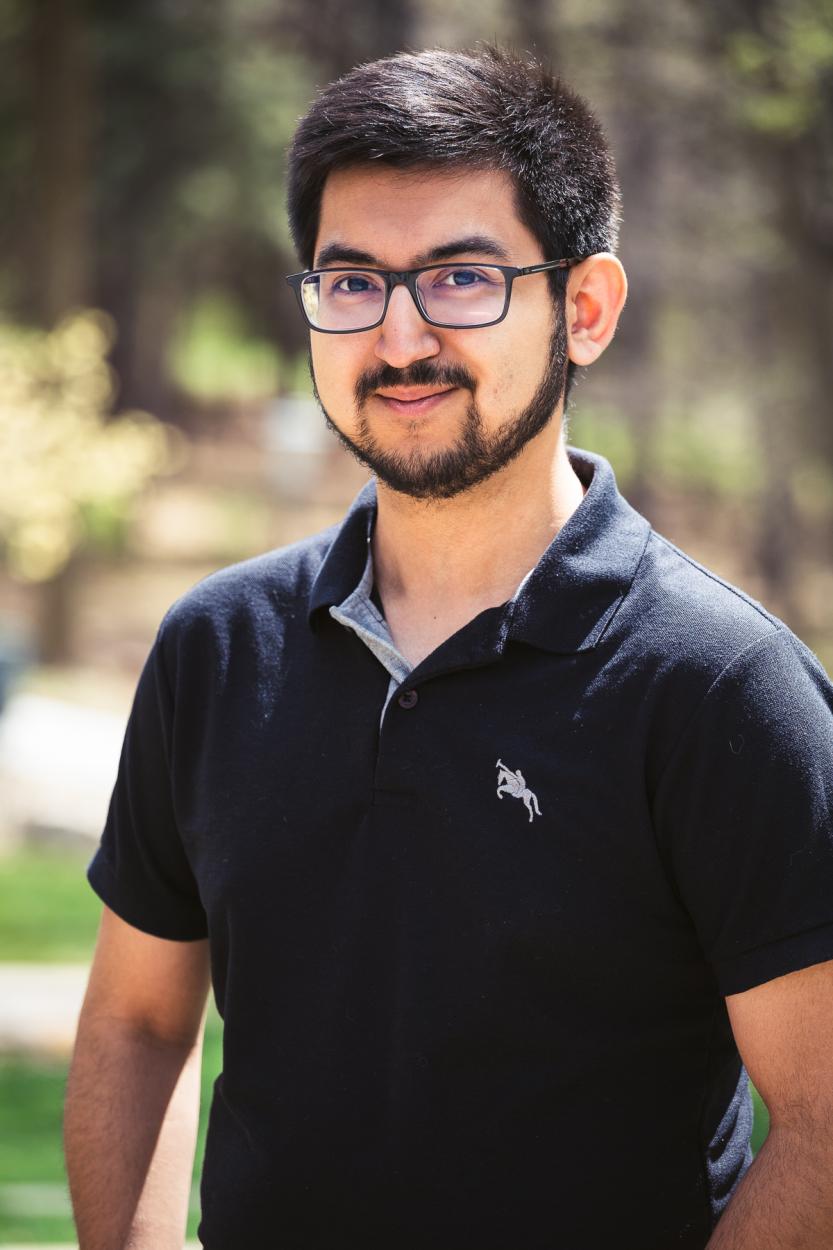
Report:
285,258,586,333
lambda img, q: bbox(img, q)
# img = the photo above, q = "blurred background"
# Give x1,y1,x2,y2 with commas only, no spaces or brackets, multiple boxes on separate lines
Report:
0,0,831,1242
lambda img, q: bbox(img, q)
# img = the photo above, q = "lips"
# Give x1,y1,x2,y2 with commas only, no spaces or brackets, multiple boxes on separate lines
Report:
374,386,456,417
376,386,455,403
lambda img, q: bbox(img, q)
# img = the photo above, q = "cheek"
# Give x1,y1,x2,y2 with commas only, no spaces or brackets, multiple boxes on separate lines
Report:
310,342,357,408
469,339,541,410
490,310,558,401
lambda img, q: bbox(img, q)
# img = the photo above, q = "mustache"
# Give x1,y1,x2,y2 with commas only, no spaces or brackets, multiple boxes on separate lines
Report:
355,360,476,405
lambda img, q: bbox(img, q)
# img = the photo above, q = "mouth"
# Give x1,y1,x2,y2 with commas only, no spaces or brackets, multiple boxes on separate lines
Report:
374,386,457,416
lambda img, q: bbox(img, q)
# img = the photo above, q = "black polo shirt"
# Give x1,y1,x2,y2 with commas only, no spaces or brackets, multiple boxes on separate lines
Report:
89,448,833,1250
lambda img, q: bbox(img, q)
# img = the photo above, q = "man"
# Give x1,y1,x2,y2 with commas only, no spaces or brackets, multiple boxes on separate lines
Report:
65,46,833,1250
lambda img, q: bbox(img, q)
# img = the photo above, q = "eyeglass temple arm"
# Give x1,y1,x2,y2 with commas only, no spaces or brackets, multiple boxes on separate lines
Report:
519,258,584,276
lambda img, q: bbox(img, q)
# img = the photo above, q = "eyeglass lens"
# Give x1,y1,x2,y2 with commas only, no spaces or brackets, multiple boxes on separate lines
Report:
300,266,508,330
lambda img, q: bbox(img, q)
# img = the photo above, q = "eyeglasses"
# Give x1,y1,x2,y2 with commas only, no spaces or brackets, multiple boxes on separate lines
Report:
285,258,585,333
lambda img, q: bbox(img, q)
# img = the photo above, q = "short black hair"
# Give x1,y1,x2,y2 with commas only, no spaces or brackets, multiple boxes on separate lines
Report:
287,45,621,401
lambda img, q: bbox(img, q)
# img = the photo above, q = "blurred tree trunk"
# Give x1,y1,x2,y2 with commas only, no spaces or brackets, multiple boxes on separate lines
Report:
764,124,833,617
751,259,801,617
35,558,78,668
510,0,551,55
25,0,93,664
704,0,833,612
705,2,830,585
27,0,92,323
750,132,828,625
280,0,416,80
602,29,666,521
92,0,225,420
783,75,833,466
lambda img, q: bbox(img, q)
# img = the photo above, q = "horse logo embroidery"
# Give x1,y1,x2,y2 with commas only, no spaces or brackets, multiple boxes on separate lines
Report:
496,759,541,822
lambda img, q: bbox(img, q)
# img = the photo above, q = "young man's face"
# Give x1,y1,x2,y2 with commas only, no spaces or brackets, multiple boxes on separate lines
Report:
309,164,569,501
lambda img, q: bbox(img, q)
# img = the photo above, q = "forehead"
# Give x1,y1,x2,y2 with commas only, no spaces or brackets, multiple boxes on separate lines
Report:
314,165,541,266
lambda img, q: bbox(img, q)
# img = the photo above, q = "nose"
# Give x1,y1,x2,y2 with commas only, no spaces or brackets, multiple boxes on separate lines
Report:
373,283,441,369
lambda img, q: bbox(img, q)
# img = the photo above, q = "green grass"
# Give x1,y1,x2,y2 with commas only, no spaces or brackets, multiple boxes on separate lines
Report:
0,843,223,1241
750,1086,769,1154
0,1011,223,1242
0,1061,68,1185
0,846,102,961
0,1212,75,1243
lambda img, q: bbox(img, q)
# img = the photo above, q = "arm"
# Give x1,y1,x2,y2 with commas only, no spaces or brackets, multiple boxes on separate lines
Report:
64,905,211,1250
706,958,833,1249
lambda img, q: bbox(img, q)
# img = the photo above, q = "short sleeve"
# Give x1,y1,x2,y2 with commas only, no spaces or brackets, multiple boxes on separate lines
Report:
653,628,833,996
87,622,208,940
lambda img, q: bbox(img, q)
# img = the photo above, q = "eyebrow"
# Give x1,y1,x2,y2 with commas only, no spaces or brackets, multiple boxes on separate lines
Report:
313,235,513,269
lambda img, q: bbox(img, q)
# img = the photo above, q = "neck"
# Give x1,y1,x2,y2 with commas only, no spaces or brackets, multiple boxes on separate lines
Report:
371,423,585,612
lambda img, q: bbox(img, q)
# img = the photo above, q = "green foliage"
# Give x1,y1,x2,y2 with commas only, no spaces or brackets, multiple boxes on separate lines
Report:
0,312,182,582
790,460,833,524
568,406,638,486
219,37,314,254
169,292,282,401
285,350,315,396
571,398,769,499
650,406,766,498
727,0,833,136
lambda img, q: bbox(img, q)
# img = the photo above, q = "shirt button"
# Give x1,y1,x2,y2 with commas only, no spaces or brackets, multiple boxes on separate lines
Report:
397,689,419,709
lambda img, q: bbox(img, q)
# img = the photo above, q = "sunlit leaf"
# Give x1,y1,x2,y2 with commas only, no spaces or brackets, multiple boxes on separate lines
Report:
0,311,183,583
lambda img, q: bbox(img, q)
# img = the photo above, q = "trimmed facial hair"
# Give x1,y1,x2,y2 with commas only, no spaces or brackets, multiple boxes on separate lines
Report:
310,310,568,502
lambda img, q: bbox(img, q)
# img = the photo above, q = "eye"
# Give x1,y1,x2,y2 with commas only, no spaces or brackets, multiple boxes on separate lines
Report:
433,267,500,288
329,272,383,294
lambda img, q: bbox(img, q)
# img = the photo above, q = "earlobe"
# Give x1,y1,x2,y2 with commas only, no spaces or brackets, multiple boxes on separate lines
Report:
567,253,628,368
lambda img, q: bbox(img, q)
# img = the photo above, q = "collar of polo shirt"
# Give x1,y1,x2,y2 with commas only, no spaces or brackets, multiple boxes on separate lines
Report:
307,448,651,661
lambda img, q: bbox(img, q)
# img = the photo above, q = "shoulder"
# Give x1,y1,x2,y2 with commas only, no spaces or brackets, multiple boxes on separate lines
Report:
621,528,786,678
154,522,340,661
611,529,833,768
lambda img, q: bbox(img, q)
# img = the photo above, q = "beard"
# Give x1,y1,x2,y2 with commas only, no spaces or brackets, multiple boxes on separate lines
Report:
310,312,568,502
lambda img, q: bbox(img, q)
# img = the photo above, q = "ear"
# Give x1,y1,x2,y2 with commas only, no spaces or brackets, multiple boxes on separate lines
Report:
566,254,628,367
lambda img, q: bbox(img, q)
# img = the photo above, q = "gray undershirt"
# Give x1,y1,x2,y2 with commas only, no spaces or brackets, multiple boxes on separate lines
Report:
329,542,411,719
329,539,536,722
